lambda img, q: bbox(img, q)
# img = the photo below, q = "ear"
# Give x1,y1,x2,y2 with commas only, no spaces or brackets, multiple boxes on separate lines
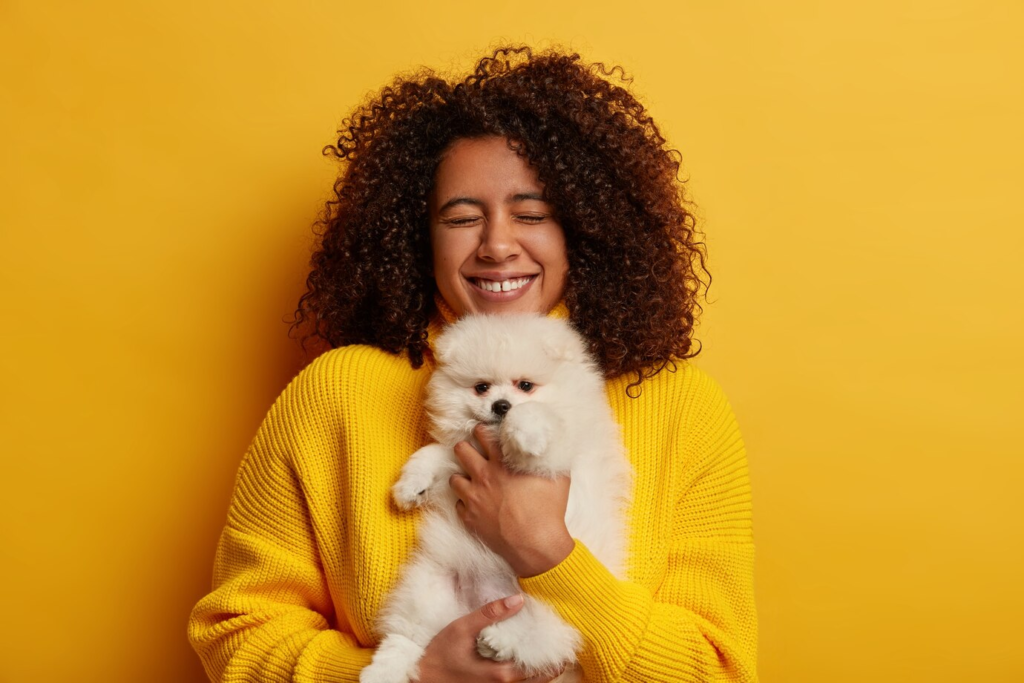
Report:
543,331,582,364
433,328,455,365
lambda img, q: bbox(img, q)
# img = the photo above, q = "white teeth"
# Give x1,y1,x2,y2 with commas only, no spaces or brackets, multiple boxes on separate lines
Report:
474,277,532,292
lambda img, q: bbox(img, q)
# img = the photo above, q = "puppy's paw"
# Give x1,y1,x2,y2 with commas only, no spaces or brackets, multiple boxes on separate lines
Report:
392,479,428,510
500,402,563,470
476,622,517,662
392,464,435,510
477,619,576,678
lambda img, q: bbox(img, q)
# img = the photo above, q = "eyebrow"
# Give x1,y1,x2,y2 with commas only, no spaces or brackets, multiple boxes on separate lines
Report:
437,192,548,213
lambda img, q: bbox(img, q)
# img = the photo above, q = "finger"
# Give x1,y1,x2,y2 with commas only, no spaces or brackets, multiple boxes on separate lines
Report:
511,664,567,683
454,497,466,519
472,422,504,462
460,593,525,633
453,439,487,476
449,472,471,496
519,672,564,683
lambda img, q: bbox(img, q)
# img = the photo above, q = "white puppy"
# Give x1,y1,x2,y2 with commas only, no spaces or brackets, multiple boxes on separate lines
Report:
360,313,633,683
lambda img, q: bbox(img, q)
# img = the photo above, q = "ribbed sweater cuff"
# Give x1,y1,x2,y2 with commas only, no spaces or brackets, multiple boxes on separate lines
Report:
517,540,654,680
294,629,373,683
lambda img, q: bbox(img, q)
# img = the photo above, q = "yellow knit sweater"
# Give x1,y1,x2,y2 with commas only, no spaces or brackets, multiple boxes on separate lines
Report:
187,304,759,682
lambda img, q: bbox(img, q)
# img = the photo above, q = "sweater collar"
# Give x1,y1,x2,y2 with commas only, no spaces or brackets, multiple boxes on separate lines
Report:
424,292,570,363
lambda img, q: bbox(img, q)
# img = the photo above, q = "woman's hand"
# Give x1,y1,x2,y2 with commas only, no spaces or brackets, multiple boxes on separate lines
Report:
450,423,574,578
414,594,564,683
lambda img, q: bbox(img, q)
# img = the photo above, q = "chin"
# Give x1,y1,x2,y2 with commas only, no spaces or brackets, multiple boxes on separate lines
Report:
474,299,544,315
362,313,634,683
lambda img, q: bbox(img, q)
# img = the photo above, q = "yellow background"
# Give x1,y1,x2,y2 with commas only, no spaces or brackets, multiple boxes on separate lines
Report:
2,1,1021,681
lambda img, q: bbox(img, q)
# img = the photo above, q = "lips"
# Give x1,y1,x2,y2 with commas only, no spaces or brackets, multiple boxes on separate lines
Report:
464,273,539,300
468,275,537,293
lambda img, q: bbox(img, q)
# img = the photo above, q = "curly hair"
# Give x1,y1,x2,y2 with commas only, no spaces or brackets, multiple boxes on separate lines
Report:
290,44,712,396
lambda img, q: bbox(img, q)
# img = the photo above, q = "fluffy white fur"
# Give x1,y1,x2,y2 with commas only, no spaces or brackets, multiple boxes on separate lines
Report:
360,314,633,683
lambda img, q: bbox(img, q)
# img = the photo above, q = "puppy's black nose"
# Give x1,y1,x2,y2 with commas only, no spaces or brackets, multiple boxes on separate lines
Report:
491,399,511,418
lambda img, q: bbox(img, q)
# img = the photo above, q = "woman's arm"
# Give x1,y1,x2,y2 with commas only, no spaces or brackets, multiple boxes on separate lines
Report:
518,376,759,682
454,372,759,682
186,357,374,682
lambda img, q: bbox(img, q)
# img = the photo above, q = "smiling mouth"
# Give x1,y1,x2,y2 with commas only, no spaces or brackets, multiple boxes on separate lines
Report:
468,275,538,293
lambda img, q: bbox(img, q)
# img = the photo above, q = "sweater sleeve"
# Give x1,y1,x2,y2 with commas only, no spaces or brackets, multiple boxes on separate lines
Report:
518,373,759,683
187,356,374,682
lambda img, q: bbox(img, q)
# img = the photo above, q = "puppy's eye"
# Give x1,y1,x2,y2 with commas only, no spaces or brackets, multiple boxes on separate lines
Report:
517,381,534,392
474,383,490,395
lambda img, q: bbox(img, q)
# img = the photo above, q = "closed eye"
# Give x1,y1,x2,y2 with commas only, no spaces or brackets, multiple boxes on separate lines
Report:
441,214,549,226
443,216,481,226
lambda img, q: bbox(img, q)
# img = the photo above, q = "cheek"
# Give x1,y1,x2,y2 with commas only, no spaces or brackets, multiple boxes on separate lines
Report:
531,229,569,281
432,231,476,275
469,396,492,416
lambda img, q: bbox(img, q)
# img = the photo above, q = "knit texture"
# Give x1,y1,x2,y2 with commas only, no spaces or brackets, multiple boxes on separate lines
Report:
187,304,759,682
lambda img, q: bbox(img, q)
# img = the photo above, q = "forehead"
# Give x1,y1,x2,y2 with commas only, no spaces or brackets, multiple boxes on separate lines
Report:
432,136,546,203
436,316,566,383
445,353,559,385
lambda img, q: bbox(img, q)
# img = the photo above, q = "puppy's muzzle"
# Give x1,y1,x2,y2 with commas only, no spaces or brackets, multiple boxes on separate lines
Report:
490,399,511,419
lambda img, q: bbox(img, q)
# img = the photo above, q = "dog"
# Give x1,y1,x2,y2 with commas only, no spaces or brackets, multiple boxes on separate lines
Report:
360,313,633,683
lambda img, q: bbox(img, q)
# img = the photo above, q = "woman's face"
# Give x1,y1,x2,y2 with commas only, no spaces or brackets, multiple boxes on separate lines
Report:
429,136,569,317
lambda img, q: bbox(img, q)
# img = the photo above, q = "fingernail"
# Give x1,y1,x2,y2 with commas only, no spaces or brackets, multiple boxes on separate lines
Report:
503,593,524,608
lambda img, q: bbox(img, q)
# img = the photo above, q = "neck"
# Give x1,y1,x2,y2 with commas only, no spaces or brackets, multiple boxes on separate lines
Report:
433,292,460,326
431,292,570,325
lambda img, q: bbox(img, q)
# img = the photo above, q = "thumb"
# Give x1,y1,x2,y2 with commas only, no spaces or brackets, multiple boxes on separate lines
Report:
462,593,525,633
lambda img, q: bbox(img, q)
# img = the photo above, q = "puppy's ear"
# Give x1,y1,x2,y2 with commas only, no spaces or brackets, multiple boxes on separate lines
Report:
543,329,584,364
433,328,456,365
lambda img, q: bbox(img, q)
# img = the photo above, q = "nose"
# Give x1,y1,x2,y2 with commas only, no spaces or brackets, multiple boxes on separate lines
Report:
477,214,520,262
491,399,511,418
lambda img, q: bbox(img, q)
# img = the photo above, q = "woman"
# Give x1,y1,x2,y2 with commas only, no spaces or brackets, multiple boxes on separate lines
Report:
187,45,759,682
